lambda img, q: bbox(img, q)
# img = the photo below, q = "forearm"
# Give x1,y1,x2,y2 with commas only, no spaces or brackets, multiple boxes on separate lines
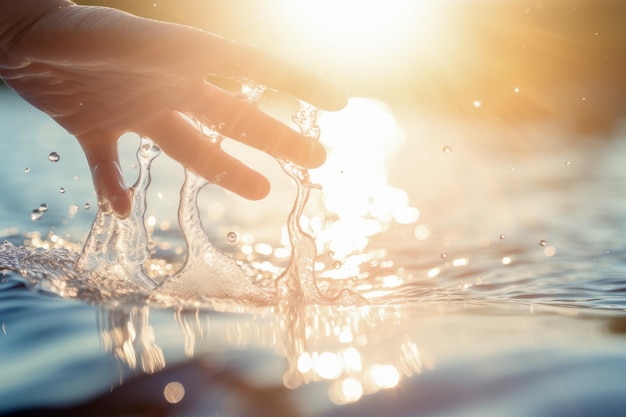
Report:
0,0,74,67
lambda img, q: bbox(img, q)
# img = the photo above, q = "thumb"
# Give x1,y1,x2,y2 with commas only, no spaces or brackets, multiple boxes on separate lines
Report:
79,136,132,218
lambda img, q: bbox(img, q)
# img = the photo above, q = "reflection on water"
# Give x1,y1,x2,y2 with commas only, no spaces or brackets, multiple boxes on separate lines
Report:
98,306,165,375
97,301,433,406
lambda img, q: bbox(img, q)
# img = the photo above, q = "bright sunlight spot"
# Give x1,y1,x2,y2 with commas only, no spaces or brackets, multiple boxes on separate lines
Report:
365,364,400,390
310,98,418,265
284,0,440,58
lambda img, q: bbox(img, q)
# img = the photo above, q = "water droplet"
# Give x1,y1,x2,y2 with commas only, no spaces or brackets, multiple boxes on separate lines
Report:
218,122,226,130
442,145,452,154
333,261,342,269
48,152,60,163
440,253,448,259
30,209,43,221
84,203,91,210
539,240,547,246
69,204,79,215
59,187,66,194
473,100,482,108
564,161,571,165
499,234,505,240
24,167,30,173
239,132,247,140
226,232,239,244
514,87,520,94
38,204,48,212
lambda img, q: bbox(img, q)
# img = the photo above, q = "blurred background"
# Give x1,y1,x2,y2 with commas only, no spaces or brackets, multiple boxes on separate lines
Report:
68,0,626,136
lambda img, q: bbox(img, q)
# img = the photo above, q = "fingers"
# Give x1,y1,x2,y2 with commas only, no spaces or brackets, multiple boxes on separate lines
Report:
78,134,132,218
144,112,271,200
185,83,326,168
201,36,348,111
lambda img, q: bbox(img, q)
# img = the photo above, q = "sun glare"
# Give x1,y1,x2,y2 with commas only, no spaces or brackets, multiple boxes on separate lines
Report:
284,0,440,57
307,98,419,273
288,0,408,39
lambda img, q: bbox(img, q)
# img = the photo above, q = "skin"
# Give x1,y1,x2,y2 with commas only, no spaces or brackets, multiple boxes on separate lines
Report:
0,0,348,218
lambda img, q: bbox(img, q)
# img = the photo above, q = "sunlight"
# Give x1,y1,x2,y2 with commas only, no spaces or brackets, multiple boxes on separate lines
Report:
308,98,418,267
365,364,400,390
284,0,440,57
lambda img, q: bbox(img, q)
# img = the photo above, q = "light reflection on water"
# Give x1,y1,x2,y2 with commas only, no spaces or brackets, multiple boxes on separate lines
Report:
97,301,435,405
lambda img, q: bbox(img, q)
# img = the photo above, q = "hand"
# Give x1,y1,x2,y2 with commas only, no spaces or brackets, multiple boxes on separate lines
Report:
0,1,347,218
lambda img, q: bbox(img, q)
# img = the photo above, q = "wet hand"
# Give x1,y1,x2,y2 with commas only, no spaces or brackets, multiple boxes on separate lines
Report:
0,1,348,217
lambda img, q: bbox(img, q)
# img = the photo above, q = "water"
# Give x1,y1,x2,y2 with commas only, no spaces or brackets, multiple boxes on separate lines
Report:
1,87,626,416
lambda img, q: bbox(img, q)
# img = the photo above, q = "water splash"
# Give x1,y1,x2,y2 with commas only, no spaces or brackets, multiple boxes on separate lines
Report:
0,82,364,309
275,103,366,306
156,168,273,304
75,137,158,291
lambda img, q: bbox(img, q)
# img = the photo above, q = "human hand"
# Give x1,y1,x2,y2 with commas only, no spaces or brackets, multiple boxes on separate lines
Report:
0,1,347,218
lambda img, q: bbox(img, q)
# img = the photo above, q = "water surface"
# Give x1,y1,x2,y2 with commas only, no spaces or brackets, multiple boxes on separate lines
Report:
1,88,625,416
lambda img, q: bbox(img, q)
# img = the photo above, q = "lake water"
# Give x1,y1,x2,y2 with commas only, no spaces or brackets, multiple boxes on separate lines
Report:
1,87,625,417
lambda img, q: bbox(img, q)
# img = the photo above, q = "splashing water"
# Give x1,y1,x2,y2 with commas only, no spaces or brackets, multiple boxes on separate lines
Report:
0,82,363,309
156,168,273,305
75,137,158,292
275,103,366,306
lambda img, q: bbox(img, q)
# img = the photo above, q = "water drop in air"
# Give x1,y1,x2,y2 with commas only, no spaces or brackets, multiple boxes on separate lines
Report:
48,152,60,163
226,232,238,244
539,240,547,246
59,187,65,194
24,167,30,173
30,209,43,221
38,204,48,212
441,253,448,259
499,234,505,240
442,146,452,154
333,261,342,269
84,203,91,210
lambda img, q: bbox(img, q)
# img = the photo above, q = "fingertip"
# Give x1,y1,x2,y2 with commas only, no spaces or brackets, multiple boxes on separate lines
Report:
308,142,327,168
110,188,133,219
321,85,349,112
243,175,271,200
91,161,132,219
